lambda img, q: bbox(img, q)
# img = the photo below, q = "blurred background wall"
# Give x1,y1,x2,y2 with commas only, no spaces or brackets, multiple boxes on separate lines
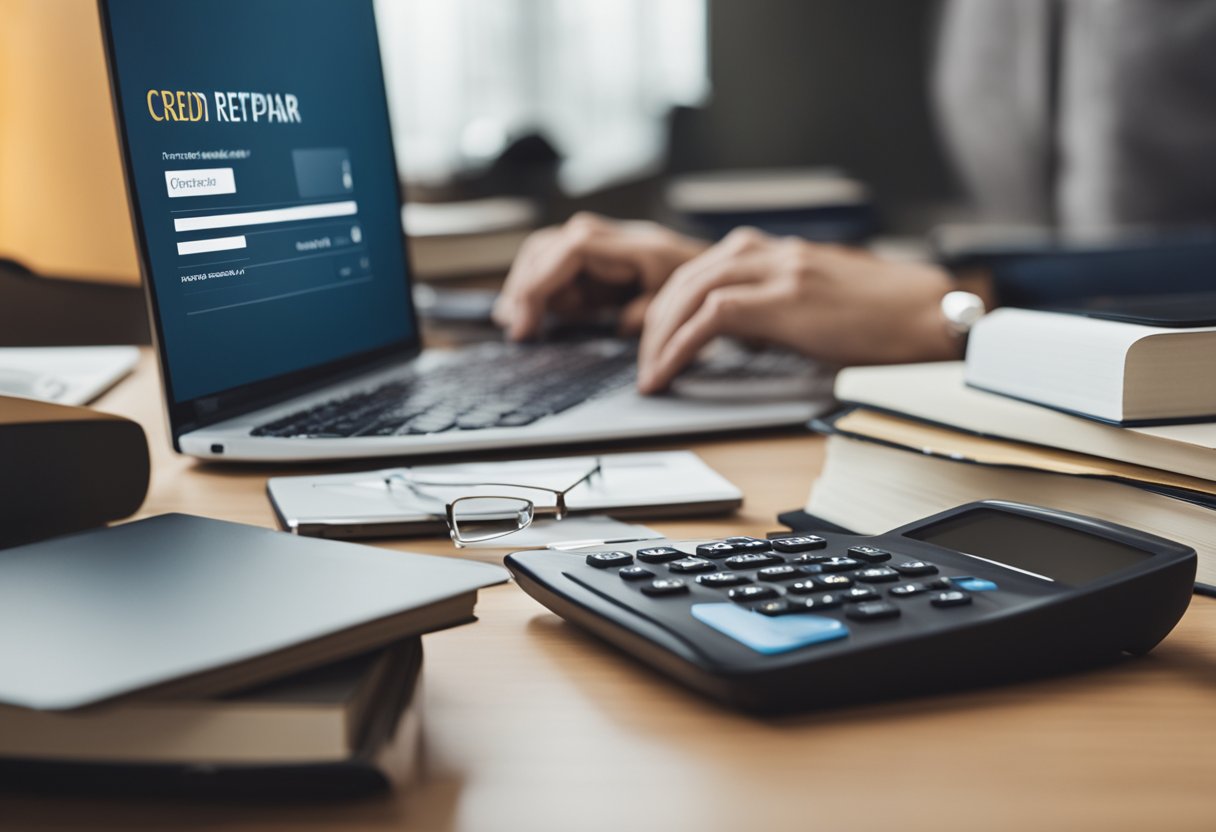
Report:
674,0,957,227
0,0,955,288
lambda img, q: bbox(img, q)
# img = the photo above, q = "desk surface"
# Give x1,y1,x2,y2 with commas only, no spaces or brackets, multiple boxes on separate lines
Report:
3,352,1214,832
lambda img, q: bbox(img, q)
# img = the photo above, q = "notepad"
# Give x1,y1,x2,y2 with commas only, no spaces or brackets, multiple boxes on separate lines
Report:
268,451,743,539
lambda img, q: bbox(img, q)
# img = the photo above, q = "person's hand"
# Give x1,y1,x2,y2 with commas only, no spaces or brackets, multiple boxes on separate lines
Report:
493,212,709,341
637,227,962,393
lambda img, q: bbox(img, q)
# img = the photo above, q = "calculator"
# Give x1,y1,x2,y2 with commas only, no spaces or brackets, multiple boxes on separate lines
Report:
505,501,1196,712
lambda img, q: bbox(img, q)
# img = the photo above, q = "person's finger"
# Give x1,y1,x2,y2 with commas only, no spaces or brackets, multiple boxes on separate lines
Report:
583,253,636,284
637,228,771,353
498,217,649,340
638,248,770,373
492,228,560,334
617,294,653,335
501,230,599,340
639,283,779,393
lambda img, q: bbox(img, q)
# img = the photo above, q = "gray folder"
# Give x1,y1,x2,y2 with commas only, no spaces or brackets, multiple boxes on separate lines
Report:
0,514,507,711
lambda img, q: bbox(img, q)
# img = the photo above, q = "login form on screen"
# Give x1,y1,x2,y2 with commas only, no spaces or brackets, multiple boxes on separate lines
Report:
106,0,414,403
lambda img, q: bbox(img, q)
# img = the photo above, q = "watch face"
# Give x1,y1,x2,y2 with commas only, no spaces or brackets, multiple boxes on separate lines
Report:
941,290,986,334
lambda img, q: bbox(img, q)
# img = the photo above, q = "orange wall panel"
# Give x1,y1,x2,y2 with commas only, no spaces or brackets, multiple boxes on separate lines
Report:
0,0,140,284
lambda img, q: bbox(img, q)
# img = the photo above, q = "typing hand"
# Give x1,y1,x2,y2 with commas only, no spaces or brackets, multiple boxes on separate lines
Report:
493,212,709,341
637,228,961,394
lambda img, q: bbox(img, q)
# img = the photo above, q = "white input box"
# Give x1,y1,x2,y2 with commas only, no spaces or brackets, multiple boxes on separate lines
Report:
177,235,247,256
165,168,236,198
173,200,358,233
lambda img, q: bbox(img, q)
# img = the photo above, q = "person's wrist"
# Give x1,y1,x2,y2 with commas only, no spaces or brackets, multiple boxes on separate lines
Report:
915,268,969,361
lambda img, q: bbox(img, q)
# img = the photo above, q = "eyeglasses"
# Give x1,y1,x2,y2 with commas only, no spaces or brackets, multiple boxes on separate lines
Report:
384,458,603,547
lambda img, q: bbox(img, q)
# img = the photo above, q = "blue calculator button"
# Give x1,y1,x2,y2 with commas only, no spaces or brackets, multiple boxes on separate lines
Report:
690,603,848,655
952,578,999,592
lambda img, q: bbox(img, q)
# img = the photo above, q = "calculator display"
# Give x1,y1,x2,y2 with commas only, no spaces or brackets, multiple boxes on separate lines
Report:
905,508,1152,585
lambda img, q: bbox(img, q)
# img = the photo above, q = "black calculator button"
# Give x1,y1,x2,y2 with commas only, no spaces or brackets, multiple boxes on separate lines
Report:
728,585,780,603
757,565,803,582
641,579,689,597
847,545,891,563
855,567,900,583
924,578,952,590
814,574,854,589
636,546,684,564
792,552,833,565
803,592,844,611
586,551,633,569
770,535,827,553
841,586,881,603
696,541,739,559
726,536,772,552
697,572,751,588
668,557,717,574
889,582,929,597
724,553,785,569
819,557,862,573
755,599,794,616
930,590,973,608
893,561,939,577
847,601,901,621
787,580,819,595
618,566,655,581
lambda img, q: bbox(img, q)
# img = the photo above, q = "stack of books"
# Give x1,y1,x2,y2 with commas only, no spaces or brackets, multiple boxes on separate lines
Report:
403,197,537,281
803,305,1216,592
0,514,507,797
0,641,424,798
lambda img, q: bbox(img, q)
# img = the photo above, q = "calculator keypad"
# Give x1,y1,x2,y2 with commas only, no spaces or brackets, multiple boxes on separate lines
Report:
577,536,1002,652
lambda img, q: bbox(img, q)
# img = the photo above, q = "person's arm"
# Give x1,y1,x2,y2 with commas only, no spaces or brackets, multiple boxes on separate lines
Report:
636,228,964,393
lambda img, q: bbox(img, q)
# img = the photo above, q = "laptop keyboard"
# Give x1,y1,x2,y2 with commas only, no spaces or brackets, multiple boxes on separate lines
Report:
251,340,636,439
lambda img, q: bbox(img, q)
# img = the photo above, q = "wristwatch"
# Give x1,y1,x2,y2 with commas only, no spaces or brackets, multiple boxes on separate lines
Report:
940,290,987,337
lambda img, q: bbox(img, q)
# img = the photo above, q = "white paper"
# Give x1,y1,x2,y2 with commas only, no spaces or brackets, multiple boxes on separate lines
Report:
460,515,660,550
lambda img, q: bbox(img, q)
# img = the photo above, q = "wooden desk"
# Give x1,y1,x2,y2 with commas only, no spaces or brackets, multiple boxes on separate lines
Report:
3,352,1214,832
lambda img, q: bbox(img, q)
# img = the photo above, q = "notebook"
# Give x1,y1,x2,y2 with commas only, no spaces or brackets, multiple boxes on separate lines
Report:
0,514,506,711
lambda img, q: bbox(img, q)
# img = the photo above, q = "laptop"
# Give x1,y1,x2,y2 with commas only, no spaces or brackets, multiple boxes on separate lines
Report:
99,0,828,462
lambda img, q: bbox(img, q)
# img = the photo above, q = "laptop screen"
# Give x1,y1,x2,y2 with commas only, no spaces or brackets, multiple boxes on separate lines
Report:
102,0,416,407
